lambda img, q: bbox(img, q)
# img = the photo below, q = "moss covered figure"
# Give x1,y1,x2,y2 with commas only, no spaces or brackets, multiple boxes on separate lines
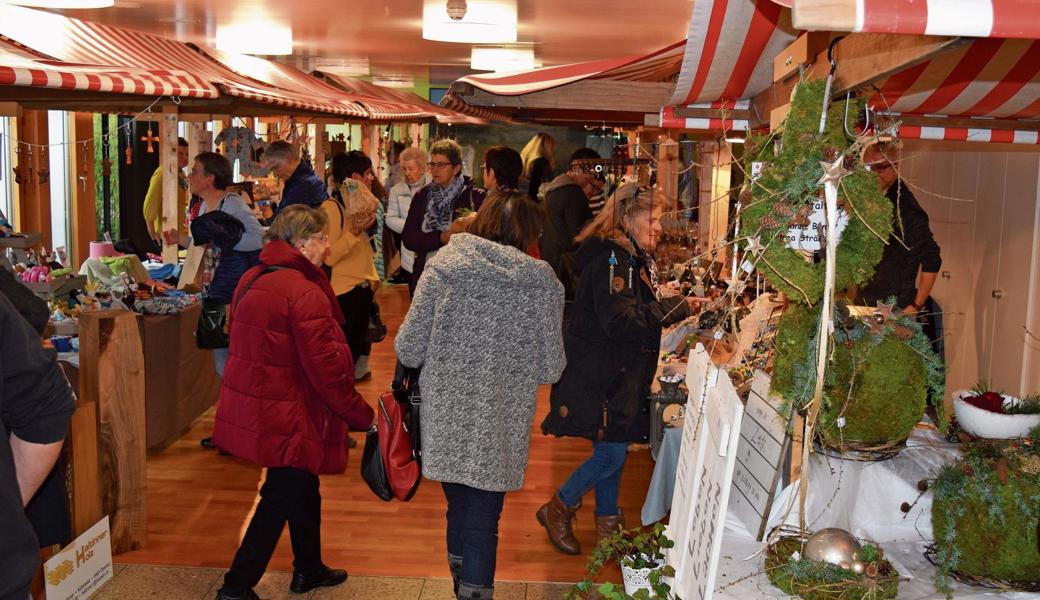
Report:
930,432,1040,595
765,536,899,600
772,303,942,448
741,79,892,306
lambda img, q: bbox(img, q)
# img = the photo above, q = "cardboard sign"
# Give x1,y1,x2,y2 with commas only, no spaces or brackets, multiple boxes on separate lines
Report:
667,345,744,600
785,200,849,252
729,371,791,541
45,516,113,600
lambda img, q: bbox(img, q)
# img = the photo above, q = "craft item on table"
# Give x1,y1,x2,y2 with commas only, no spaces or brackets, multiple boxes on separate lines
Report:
79,255,151,290
20,266,52,284
146,263,176,281
929,430,1040,594
805,528,866,574
214,126,268,176
766,527,899,600
951,388,1040,440
134,291,199,315
89,241,119,259
49,336,75,353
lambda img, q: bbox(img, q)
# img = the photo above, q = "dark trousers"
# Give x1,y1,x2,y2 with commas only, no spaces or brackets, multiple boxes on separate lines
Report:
442,482,506,589
336,283,373,361
223,467,323,593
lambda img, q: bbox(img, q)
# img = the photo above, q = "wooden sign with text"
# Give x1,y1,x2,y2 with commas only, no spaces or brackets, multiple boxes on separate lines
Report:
729,370,790,541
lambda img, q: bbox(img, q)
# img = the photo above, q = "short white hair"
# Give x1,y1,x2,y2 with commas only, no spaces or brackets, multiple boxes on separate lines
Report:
400,147,428,165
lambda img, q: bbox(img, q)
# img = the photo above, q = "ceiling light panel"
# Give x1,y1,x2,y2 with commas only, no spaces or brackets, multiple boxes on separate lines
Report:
422,0,517,44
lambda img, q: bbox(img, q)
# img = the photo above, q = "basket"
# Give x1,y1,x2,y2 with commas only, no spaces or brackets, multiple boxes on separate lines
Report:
815,436,908,462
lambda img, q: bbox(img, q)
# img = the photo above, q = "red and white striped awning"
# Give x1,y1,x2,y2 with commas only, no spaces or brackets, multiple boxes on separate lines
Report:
0,37,218,98
670,0,797,106
0,5,365,117
452,41,685,97
892,125,1040,145
316,73,444,122
791,0,1040,40
660,100,751,132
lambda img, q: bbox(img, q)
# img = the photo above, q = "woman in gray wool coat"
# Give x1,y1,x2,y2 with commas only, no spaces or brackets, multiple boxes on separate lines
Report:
395,189,566,600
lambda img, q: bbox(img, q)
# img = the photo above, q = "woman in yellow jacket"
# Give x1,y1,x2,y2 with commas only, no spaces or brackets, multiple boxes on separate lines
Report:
323,153,380,381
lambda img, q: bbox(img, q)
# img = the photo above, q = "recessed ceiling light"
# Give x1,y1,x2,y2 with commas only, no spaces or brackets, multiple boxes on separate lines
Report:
216,20,292,55
470,46,534,72
422,0,517,44
2,0,114,7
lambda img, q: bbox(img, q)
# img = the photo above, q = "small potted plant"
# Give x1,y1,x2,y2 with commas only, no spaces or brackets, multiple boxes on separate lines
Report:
952,382,1040,439
567,523,678,600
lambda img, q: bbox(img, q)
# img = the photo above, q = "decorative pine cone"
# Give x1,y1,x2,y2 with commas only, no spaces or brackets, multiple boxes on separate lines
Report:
890,323,914,340
822,146,840,162
773,202,797,217
739,188,753,204
760,215,783,230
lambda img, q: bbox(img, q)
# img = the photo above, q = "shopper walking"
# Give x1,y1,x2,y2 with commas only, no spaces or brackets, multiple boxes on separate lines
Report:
396,191,565,600
537,184,705,555
402,139,486,293
520,133,556,201
212,206,374,600
324,153,380,381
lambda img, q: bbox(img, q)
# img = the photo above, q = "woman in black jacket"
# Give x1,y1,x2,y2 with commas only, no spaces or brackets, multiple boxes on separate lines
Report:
538,184,704,556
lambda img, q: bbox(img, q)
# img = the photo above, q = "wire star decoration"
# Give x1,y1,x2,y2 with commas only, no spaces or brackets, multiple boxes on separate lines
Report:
818,156,852,187
744,236,765,256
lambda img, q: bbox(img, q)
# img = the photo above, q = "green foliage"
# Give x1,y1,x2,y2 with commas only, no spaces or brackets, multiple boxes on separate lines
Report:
860,544,881,565
1006,393,1040,415
930,438,1040,596
741,79,892,305
771,302,945,443
567,524,681,600
765,537,899,600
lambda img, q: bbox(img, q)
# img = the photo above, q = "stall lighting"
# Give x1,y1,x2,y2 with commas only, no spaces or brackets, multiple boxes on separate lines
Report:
422,0,517,44
216,20,292,56
725,138,746,144
2,0,114,7
372,75,414,89
470,46,534,72
315,57,370,77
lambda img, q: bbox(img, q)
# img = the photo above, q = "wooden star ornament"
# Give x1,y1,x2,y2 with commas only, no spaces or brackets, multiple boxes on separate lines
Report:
744,236,765,256
873,300,896,321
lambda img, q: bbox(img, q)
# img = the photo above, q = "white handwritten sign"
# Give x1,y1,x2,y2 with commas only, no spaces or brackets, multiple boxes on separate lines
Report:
667,346,744,600
785,200,849,252
729,371,790,541
45,516,113,600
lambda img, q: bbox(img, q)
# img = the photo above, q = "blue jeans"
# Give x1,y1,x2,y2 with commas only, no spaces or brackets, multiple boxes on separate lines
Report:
442,482,506,589
214,348,228,377
558,441,629,517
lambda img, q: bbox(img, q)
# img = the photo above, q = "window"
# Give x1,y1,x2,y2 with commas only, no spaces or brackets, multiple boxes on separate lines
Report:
0,117,13,224
47,110,71,254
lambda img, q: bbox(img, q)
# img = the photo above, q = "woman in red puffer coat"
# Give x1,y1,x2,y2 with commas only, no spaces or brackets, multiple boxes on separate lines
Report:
212,205,375,600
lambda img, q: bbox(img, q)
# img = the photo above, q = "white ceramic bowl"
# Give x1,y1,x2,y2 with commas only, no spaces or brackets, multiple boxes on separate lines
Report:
952,390,1040,439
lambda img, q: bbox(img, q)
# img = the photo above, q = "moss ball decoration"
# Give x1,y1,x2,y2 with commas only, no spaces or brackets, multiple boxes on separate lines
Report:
930,439,1040,594
771,304,934,447
765,537,899,600
741,79,892,306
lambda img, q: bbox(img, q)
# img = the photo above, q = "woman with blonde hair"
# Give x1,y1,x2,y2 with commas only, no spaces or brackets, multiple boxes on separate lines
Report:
537,184,706,556
520,133,556,201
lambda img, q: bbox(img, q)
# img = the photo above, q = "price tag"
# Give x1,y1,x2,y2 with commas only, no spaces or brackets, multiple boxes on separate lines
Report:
741,260,755,274
713,329,725,340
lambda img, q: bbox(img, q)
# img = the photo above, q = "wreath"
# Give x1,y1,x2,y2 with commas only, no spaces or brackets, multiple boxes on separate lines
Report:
740,80,892,305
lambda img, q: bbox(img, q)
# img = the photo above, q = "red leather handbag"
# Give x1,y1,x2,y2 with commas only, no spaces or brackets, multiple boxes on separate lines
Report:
361,376,422,501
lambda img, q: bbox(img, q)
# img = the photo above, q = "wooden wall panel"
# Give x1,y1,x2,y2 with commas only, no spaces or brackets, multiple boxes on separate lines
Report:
16,110,51,249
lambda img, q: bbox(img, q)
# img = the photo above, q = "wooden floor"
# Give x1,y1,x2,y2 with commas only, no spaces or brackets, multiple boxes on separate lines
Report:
117,284,651,583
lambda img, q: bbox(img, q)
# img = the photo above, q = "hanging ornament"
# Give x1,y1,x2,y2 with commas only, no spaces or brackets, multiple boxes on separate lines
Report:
13,146,25,185
140,126,160,153
125,126,133,165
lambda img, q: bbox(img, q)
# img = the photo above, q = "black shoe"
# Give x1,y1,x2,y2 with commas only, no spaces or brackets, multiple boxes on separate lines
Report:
200,437,216,449
289,566,348,594
215,588,259,600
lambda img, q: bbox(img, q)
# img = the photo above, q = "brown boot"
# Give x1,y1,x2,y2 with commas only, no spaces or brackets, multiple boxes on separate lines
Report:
536,494,582,555
595,508,625,542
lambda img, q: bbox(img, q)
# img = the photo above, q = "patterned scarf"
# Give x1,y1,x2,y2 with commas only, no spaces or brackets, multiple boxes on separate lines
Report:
628,234,660,298
422,174,465,233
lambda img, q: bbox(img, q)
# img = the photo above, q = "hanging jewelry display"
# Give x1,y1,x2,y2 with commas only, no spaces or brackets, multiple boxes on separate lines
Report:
125,126,133,165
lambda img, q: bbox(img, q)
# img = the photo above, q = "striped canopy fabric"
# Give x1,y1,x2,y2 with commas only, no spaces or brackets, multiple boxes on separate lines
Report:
0,4,366,117
317,73,455,122
794,0,1040,40
0,37,218,98
660,100,751,132
894,125,1040,145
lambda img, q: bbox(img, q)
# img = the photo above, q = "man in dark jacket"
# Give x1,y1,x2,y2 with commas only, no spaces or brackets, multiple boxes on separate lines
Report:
539,148,602,297
265,140,329,215
0,292,76,600
860,143,941,314
402,139,486,293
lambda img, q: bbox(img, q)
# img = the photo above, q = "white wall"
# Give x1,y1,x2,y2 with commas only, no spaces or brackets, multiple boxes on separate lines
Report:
899,140,1040,396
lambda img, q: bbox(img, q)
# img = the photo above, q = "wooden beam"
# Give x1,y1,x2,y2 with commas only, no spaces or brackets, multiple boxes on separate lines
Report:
750,33,967,129
791,0,858,33
671,107,752,121
16,110,51,249
160,106,179,264
314,123,327,180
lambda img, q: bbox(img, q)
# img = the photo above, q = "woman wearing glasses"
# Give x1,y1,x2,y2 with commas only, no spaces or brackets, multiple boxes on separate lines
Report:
402,139,487,293
213,206,375,600
322,153,381,380
537,184,706,556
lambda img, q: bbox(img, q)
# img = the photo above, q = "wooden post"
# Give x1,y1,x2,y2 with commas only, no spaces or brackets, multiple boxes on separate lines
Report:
657,132,679,203
160,106,179,264
314,122,326,180
69,113,98,267
697,142,732,257
78,310,147,554
186,121,205,165
16,110,51,249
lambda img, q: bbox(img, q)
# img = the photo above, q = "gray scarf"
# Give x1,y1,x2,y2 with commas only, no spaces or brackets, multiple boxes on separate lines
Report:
422,174,466,233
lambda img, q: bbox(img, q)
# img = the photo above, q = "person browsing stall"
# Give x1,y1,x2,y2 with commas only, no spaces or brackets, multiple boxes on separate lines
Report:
540,148,603,295
401,139,486,293
520,133,556,201
213,206,374,600
860,142,941,314
396,191,565,600
538,184,707,556
264,140,329,215
386,147,431,285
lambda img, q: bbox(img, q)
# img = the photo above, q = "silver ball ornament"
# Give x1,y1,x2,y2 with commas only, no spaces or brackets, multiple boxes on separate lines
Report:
805,528,865,574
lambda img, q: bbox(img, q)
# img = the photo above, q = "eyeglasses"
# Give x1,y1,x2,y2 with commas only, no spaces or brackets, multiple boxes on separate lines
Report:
865,162,893,172
301,233,329,245
428,161,454,170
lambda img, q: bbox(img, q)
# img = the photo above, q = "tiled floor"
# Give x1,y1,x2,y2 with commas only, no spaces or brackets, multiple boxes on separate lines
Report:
93,564,573,600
